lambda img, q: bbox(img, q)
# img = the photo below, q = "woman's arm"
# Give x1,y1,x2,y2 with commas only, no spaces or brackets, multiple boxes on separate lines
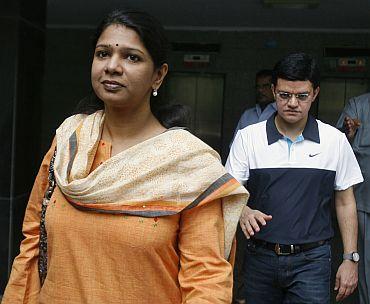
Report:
2,141,56,304
178,199,233,304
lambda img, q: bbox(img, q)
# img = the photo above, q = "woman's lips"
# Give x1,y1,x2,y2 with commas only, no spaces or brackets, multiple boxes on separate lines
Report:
101,80,125,91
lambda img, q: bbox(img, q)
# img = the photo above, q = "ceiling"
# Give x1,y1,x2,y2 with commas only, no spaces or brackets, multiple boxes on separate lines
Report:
47,0,370,32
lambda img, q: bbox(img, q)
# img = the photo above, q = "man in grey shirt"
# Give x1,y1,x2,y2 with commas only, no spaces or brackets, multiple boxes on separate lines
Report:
231,70,277,142
337,93,370,304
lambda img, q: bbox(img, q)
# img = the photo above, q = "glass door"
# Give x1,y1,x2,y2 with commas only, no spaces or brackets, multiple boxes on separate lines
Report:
318,78,370,126
160,72,225,153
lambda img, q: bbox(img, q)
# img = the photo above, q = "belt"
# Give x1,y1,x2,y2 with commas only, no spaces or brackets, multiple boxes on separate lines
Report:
251,239,328,255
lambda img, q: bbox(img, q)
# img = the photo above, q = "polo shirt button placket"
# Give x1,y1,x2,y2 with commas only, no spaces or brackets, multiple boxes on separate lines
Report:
290,146,295,162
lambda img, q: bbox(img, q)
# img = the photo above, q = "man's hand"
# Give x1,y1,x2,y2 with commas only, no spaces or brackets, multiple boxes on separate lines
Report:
334,260,358,302
343,116,361,140
239,206,272,239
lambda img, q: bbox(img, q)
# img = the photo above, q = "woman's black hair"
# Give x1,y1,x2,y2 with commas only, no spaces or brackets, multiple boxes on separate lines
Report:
74,9,189,128
152,104,191,129
93,9,168,69
73,93,104,115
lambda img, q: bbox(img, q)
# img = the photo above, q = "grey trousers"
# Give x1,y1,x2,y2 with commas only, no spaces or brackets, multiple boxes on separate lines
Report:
358,210,370,304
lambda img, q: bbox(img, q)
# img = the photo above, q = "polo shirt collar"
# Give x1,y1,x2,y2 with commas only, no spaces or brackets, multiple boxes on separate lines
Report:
266,114,283,145
302,115,320,143
266,114,320,145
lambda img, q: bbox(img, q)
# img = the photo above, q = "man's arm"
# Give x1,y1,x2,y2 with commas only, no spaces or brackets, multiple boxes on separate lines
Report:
225,130,272,238
342,117,361,140
239,205,272,239
336,97,360,141
334,186,358,302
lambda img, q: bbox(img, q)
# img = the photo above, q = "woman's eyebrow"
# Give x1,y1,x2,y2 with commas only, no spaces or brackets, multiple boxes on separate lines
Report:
95,44,145,55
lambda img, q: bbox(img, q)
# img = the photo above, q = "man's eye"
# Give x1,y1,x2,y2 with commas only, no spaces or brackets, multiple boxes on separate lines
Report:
297,93,309,101
279,92,291,99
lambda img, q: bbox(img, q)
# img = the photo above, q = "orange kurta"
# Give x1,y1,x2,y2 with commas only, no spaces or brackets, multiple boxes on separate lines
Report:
2,141,234,304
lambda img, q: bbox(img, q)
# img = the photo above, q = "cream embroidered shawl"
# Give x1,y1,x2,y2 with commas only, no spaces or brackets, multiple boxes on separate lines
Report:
54,110,249,258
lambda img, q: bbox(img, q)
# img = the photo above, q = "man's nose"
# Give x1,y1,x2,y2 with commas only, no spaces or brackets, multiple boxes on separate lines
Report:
287,96,299,106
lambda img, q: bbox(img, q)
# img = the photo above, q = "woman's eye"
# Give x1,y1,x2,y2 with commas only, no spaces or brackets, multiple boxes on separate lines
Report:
127,54,140,62
96,50,109,58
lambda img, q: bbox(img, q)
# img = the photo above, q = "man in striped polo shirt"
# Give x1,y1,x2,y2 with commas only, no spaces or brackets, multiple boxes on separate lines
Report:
226,52,363,304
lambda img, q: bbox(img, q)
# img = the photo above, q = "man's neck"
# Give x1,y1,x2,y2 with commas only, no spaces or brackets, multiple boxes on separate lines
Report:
274,115,308,142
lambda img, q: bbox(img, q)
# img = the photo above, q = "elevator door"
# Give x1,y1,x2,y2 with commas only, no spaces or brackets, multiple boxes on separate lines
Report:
318,78,370,126
161,72,224,153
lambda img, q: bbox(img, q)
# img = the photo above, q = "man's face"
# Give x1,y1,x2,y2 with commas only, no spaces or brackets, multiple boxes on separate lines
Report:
272,78,319,125
256,76,274,106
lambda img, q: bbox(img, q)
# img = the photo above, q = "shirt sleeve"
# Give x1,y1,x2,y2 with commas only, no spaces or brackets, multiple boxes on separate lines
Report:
225,130,250,184
230,115,244,147
336,97,358,130
334,132,363,191
2,140,56,304
178,199,233,304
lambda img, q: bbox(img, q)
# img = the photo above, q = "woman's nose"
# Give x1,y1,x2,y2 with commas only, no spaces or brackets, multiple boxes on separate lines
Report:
105,55,123,74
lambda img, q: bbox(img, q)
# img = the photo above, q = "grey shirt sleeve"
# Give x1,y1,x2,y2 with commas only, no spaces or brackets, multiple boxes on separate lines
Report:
336,97,358,130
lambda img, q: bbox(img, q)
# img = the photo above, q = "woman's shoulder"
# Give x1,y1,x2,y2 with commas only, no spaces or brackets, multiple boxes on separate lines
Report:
56,111,104,138
58,113,89,129
165,128,220,158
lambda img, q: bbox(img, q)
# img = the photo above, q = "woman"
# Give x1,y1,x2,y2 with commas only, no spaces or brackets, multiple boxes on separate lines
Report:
2,9,248,304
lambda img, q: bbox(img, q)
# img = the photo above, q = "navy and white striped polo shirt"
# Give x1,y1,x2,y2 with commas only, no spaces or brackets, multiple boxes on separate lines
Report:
226,114,363,244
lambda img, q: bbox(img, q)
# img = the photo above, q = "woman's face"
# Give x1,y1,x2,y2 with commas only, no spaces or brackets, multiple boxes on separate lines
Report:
91,24,166,109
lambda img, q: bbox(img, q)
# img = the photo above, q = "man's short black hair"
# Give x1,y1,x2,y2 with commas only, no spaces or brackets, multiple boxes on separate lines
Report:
272,53,320,89
256,69,273,80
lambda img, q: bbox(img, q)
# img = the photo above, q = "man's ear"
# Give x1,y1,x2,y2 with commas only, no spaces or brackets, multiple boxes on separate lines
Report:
271,84,276,100
312,86,320,102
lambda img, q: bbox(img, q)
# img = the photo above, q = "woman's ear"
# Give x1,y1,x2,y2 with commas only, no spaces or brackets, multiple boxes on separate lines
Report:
152,63,169,91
